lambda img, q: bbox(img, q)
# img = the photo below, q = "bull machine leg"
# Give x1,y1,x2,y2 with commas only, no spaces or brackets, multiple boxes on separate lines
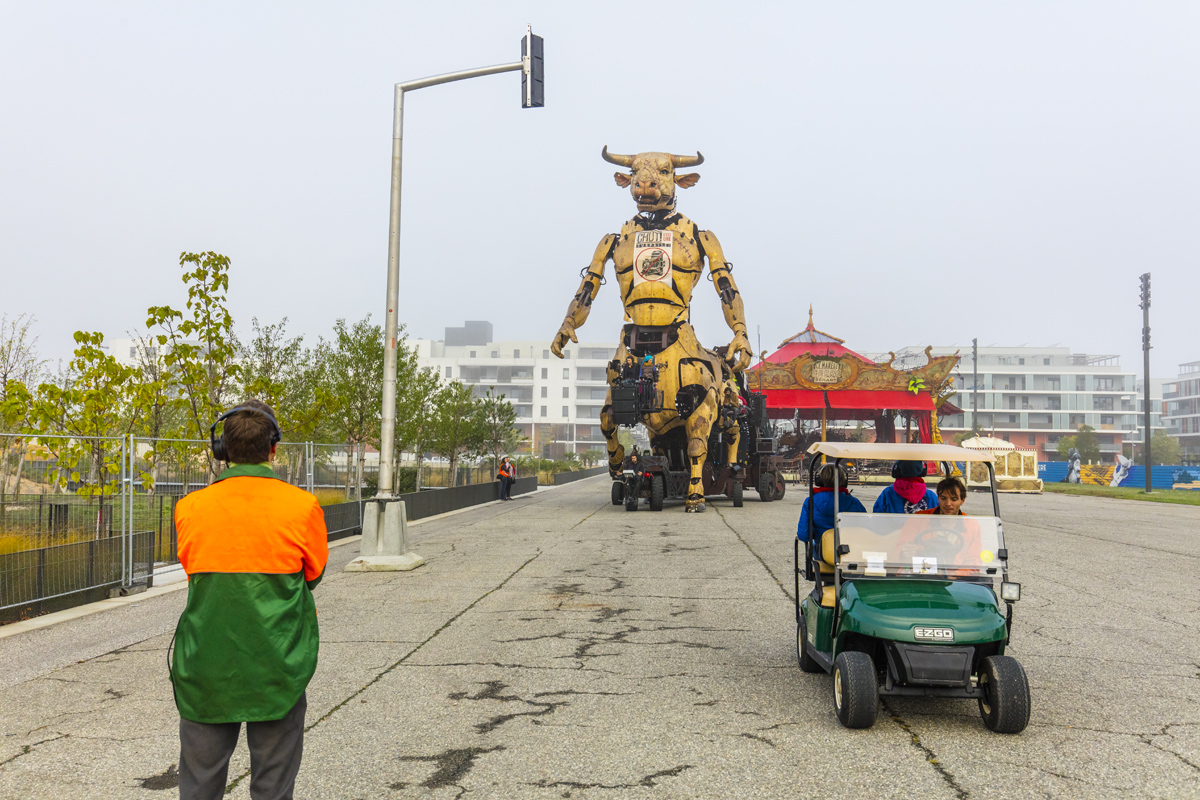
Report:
683,389,720,512
599,400,624,478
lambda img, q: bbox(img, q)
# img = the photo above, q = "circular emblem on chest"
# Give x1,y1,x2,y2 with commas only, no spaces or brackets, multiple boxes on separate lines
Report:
636,249,670,282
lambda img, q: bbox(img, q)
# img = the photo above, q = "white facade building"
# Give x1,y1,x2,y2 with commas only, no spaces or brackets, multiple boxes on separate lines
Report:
414,321,618,458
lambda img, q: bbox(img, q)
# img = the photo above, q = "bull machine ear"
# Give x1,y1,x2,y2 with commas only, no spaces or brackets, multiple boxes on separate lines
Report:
614,173,632,187
674,173,700,188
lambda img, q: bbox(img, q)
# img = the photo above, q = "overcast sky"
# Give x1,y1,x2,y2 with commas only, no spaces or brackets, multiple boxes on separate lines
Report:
2,2,1196,379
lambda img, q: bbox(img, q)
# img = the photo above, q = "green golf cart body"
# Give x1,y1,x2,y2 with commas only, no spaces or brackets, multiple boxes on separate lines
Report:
795,442,1030,733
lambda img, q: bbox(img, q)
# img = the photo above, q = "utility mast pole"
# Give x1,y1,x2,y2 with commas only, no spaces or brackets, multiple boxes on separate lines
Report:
972,338,979,433
1140,273,1152,493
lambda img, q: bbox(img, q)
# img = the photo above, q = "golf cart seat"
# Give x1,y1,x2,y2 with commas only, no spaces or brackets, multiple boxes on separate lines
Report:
809,530,837,608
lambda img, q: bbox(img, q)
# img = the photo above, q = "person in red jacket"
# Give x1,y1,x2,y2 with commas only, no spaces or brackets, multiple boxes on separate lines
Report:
171,399,328,800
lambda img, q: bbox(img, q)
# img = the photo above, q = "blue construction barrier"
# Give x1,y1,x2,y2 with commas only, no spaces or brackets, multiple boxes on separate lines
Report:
1039,462,1200,490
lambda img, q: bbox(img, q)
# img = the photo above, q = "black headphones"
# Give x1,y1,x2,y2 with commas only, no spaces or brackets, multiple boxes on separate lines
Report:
209,406,282,462
891,460,929,479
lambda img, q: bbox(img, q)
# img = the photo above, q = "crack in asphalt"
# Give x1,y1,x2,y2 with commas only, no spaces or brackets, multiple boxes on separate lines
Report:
448,680,569,734
528,764,693,792
0,734,68,769
712,506,793,601
222,550,543,795
882,699,969,799
394,744,505,797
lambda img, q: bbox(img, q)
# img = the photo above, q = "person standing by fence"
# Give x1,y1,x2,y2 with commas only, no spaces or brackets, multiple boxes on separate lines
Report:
498,456,515,500
171,399,328,800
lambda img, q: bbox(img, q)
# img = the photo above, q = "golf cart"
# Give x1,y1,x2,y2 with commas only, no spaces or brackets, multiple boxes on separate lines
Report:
795,442,1029,733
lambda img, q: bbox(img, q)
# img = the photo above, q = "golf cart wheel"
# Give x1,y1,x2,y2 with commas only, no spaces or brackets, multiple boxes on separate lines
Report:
611,481,624,506
624,483,639,512
649,475,665,512
774,475,786,500
758,472,775,502
797,616,822,674
731,480,744,508
833,651,879,729
977,656,1030,734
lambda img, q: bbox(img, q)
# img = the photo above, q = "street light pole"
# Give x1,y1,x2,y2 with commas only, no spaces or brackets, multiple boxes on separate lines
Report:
1140,273,1152,493
348,26,544,572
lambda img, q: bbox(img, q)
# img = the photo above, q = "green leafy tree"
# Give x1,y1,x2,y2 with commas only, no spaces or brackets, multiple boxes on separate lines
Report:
1074,424,1101,463
27,332,140,501
146,252,243,478
1056,435,1077,461
396,365,443,493
430,381,485,487
476,387,523,476
315,316,384,499
1139,429,1182,466
239,316,327,440
581,449,606,467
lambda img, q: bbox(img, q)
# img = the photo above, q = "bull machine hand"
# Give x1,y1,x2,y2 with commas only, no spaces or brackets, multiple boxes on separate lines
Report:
550,147,752,512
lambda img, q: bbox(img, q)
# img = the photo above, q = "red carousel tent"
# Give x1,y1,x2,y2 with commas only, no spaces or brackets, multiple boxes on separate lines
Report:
746,308,960,444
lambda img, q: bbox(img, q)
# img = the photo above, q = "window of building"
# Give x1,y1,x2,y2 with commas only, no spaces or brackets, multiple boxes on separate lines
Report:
470,350,476,358
1076,376,1086,391
562,405,569,417
563,369,570,379
562,387,570,398
1094,396,1114,411
129,347,137,358
540,406,547,417
543,349,550,359
562,350,570,359
1018,358,1025,365
513,349,520,359
491,351,498,358
445,367,452,378
998,357,1012,365
1009,415,1017,423
540,386,547,398
1043,358,1050,365
1028,434,1036,445
1095,378,1114,391
541,367,548,379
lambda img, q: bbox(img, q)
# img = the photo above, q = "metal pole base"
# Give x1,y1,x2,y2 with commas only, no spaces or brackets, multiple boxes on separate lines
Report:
344,500,425,572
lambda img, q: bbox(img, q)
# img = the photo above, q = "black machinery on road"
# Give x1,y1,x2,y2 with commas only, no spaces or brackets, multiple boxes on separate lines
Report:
610,382,785,511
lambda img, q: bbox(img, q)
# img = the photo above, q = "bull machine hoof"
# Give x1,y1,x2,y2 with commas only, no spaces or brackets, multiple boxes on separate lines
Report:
685,500,707,513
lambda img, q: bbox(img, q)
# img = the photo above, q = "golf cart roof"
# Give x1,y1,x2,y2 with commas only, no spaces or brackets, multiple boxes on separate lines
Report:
805,441,996,463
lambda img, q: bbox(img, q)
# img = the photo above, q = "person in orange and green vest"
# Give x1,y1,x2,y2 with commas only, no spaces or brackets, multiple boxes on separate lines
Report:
170,399,328,800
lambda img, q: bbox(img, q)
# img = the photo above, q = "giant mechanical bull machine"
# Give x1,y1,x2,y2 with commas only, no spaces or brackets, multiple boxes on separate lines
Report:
550,147,753,512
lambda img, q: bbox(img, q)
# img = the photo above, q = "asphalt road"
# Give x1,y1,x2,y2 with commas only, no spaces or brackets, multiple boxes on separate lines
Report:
0,478,1197,799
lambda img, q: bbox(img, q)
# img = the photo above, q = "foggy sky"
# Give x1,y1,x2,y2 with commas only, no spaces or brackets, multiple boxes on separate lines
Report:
2,2,1196,378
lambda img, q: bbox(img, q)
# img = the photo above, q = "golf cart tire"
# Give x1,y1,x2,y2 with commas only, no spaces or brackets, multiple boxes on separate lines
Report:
731,480,744,508
833,651,879,729
625,485,639,511
797,617,822,674
978,656,1031,734
649,475,665,512
759,472,775,502
611,481,624,506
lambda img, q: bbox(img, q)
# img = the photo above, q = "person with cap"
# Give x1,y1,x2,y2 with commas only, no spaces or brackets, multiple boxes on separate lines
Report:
872,459,938,514
172,399,328,800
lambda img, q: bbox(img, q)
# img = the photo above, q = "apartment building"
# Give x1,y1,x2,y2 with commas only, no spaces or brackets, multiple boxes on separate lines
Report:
414,321,619,458
1163,361,1200,461
872,345,1164,461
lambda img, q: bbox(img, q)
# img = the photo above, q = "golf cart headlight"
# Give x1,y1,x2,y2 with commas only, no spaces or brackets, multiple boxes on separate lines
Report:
1001,582,1021,602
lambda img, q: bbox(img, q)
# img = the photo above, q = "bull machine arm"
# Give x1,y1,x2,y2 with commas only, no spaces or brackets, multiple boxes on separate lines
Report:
551,234,617,358
699,230,752,372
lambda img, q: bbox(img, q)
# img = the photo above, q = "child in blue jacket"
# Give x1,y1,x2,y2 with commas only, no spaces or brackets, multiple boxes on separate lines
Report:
797,463,866,542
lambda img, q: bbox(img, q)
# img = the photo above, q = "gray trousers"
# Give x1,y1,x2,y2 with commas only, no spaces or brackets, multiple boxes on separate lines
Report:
179,693,306,800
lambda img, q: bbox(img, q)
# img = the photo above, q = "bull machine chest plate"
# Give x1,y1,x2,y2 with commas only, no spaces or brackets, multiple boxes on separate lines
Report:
633,230,673,287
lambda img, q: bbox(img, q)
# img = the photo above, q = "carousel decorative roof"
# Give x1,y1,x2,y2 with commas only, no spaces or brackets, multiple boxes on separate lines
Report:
766,306,873,364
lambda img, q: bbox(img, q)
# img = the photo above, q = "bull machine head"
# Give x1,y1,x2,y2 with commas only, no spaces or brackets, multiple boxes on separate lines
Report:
602,146,704,213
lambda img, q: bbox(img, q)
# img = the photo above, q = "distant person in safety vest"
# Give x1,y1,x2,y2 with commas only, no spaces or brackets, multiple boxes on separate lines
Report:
171,399,328,800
